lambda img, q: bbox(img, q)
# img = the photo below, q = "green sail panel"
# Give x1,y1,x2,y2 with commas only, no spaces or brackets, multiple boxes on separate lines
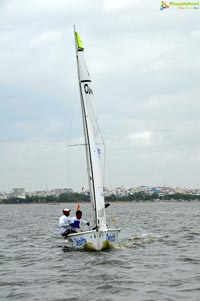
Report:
75,32,84,50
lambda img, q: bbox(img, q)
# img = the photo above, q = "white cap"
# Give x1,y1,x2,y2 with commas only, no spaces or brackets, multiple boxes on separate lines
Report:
63,208,71,212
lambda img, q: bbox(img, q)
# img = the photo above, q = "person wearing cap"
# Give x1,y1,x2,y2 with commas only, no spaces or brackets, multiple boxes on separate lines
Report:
70,210,90,230
59,208,76,238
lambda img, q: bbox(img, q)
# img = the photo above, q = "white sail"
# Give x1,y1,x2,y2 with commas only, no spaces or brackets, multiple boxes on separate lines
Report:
65,28,120,251
74,30,106,230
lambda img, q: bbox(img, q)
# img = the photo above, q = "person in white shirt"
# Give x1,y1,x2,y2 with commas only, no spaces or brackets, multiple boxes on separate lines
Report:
71,210,90,231
59,208,76,238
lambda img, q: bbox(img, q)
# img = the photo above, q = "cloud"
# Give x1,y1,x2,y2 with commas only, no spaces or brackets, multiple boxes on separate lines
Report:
31,31,63,46
0,0,200,191
103,0,140,11
129,130,154,145
0,141,69,191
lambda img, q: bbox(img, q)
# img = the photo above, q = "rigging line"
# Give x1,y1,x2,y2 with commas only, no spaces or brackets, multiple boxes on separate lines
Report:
67,82,78,190
68,83,78,145
104,143,113,191
102,143,106,189
68,143,86,147
81,171,88,192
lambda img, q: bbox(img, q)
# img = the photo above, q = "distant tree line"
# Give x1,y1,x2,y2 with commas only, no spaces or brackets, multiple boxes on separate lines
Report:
1,192,200,204
0,193,89,204
106,192,200,202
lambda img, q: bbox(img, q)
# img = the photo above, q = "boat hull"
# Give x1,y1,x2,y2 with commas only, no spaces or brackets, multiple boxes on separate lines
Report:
67,228,120,251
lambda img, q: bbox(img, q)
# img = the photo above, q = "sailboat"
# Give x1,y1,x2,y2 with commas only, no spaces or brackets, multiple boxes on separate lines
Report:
67,28,120,251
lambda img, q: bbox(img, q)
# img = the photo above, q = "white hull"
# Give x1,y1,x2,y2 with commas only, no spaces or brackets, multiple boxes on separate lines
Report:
67,228,120,251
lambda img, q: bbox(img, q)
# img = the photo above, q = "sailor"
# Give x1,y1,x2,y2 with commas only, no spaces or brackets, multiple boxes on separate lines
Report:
70,210,90,230
59,208,76,238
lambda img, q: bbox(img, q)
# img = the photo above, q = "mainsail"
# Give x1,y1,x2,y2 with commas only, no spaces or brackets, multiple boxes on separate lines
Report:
74,29,106,230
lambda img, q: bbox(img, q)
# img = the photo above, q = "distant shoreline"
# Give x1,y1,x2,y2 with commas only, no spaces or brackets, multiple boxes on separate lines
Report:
1,198,200,205
1,200,200,206
1,191,200,204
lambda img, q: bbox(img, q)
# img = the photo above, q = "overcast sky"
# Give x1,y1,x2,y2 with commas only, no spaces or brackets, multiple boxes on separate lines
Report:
1,0,200,192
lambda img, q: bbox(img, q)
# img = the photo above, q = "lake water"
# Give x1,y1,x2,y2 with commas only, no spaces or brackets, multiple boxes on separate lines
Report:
0,201,200,301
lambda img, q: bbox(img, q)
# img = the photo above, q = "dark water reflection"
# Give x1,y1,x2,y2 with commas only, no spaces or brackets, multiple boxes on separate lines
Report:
0,202,200,301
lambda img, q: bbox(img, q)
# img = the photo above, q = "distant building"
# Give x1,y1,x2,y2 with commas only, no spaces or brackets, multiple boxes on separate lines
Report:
113,186,127,196
11,188,26,199
50,188,74,197
0,193,8,201
175,187,186,194
28,188,74,197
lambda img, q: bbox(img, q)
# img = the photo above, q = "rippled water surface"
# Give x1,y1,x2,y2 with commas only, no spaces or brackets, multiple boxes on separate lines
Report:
1,202,200,301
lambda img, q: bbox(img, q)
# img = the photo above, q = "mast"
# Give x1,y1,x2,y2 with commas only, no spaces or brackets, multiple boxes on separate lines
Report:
74,27,106,230
74,27,97,226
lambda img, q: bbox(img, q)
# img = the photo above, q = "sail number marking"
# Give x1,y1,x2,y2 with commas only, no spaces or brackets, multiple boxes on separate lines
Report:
106,233,116,242
84,84,93,95
75,237,87,247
